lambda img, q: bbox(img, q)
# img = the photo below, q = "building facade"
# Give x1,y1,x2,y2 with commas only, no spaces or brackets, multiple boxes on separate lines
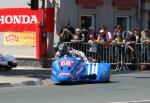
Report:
54,0,150,42
0,0,150,67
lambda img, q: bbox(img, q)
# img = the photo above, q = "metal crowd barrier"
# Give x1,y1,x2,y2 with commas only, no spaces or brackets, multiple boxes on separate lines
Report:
64,42,150,66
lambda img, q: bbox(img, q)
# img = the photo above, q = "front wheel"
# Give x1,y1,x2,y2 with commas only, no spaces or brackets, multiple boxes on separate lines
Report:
5,65,12,71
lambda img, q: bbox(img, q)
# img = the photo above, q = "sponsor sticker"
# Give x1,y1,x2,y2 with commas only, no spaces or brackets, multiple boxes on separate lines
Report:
6,34,18,42
59,60,74,66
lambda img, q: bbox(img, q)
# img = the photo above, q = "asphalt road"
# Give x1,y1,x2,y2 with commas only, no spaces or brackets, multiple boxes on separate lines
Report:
0,71,150,103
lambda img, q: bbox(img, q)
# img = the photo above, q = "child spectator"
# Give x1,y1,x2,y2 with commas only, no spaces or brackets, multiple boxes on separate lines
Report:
88,34,98,62
88,34,98,53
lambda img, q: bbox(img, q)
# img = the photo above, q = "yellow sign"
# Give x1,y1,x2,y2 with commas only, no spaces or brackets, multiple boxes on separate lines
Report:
4,32,36,46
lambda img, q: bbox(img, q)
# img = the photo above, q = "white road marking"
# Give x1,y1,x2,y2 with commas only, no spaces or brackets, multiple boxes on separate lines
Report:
109,100,150,103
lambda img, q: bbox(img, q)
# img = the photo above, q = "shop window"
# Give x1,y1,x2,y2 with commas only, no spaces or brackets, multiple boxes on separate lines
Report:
80,15,95,30
116,16,130,31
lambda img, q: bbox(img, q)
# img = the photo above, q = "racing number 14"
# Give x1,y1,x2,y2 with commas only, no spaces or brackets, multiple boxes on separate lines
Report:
87,63,98,75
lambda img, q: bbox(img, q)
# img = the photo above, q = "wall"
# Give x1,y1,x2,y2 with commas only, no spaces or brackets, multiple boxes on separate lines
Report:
0,0,30,8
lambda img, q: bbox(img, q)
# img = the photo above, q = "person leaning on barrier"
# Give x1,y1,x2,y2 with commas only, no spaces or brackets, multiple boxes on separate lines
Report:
126,31,136,53
71,28,85,51
140,30,150,65
140,30,150,56
71,28,85,43
97,29,111,44
133,27,141,43
96,28,112,62
126,31,137,63
111,31,126,62
140,30,150,44
112,32,125,45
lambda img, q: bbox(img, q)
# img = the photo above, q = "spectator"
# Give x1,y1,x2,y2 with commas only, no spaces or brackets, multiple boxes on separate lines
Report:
133,28,141,43
88,35,98,52
71,28,85,43
71,28,85,51
126,31,136,52
140,30,150,43
139,30,150,70
113,25,123,39
126,31,137,64
102,26,113,42
112,30,125,62
87,26,97,40
97,28,111,62
112,31,125,45
59,20,75,43
81,28,89,42
87,34,98,62
140,30,150,63
97,29,110,44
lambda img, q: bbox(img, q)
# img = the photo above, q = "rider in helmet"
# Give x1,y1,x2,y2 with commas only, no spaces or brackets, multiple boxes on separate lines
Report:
54,43,68,58
53,42,60,52
54,43,88,62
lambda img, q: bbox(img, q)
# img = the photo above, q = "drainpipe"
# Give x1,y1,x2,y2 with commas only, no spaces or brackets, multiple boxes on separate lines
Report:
137,0,141,30
41,0,47,68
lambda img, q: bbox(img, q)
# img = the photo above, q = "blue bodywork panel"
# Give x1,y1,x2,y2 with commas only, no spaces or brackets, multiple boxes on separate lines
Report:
51,56,111,83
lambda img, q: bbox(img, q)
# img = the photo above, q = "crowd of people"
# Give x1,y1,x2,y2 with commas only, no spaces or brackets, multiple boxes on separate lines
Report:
56,20,150,64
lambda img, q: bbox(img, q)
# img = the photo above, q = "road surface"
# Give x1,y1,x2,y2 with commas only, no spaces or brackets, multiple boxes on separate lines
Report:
0,71,150,103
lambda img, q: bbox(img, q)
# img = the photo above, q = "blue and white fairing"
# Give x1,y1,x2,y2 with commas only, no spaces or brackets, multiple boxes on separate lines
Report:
52,55,111,83
52,56,85,82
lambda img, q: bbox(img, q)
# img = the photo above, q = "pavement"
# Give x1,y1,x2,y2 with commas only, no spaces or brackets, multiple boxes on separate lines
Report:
0,66,52,87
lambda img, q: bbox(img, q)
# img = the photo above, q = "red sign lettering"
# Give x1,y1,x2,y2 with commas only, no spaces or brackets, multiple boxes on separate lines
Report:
0,8,54,32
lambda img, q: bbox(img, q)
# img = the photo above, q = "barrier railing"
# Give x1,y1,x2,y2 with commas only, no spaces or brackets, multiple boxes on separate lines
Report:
64,42,150,68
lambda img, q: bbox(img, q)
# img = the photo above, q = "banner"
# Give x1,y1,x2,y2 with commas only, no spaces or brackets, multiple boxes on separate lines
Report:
4,32,36,46
0,8,54,32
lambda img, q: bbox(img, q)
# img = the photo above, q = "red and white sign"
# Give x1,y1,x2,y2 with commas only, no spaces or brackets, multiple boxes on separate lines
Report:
59,60,74,66
0,8,54,32
5,34,18,42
